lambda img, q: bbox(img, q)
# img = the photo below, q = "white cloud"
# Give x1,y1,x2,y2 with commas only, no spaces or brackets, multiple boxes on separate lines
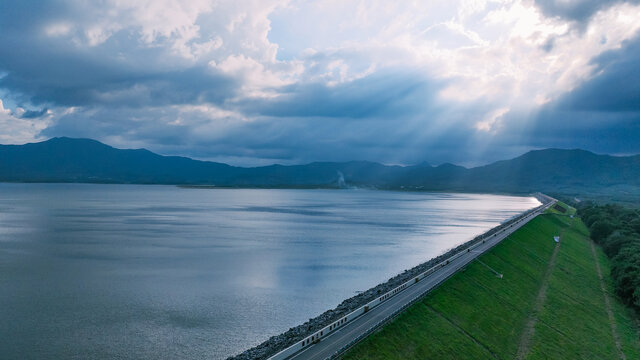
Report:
0,100,49,144
44,22,72,37
213,54,302,98
475,107,510,133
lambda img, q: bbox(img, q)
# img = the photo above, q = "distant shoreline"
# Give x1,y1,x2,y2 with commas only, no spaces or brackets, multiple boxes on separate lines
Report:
0,181,534,197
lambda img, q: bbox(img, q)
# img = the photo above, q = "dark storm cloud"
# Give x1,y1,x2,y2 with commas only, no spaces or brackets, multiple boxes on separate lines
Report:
557,36,640,112
0,0,63,28
534,0,640,25
0,2,238,108
240,71,444,119
0,42,238,108
40,70,468,166
20,108,49,119
504,33,640,155
534,0,639,24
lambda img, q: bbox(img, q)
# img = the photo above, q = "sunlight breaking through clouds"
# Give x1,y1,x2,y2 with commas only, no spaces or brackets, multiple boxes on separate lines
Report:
0,0,639,165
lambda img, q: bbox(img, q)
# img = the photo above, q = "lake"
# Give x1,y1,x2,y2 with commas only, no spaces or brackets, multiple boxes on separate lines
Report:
0,184,539,359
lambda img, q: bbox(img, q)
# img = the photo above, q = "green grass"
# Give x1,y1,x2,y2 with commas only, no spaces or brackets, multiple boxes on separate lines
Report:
343,204,640,360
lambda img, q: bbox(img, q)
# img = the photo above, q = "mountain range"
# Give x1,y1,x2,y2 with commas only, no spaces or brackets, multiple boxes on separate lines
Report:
1,137,639,197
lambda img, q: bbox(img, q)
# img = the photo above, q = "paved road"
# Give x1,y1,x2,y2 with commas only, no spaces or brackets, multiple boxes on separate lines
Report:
287,202,554,360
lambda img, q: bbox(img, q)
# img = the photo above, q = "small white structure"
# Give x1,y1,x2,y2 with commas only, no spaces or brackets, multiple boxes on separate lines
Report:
554,236,560,243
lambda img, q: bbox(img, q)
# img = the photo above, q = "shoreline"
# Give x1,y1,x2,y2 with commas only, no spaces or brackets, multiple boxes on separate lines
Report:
0,182,536,197
229,193,553,360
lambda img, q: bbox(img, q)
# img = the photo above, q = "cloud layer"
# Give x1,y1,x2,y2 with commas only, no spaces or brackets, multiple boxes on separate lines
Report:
0,0,639,165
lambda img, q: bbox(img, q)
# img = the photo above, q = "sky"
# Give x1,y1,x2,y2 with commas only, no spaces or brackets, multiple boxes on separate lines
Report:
0,0,639,167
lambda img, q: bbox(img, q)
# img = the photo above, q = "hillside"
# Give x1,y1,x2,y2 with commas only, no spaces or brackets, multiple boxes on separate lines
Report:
344,204,640,359
464,149,640,193
0,137,234,184
1,137,639,196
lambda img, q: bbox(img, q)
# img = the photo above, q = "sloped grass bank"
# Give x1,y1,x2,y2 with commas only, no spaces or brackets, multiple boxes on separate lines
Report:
344,206,639,359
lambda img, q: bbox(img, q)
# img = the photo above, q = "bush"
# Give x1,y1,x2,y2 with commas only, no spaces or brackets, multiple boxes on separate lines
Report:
602,231,637,258
590,220,615,243
611,243,640,306
580,203,640,311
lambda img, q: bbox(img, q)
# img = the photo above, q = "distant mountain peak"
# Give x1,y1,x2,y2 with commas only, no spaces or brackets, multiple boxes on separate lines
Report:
39,136,115,149
48,136,104,144
521,148,598,157
436,162,465,170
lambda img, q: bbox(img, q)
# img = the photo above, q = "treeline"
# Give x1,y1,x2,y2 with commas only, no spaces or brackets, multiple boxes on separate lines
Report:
579,203,640,310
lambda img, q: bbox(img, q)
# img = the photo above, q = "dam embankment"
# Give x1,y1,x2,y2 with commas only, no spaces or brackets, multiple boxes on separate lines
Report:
230,193,553,360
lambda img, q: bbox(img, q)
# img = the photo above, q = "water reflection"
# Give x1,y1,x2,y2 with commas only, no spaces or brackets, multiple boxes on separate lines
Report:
0,184,539,359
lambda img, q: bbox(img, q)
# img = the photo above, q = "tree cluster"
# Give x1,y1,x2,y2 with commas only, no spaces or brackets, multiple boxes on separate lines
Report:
579,203,640,311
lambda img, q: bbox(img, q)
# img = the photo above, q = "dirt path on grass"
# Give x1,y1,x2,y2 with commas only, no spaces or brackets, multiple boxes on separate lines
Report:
515,242,560,360
590,240,626,360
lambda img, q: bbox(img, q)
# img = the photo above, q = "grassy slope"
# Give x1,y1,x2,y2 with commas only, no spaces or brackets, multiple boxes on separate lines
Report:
344,204,640,360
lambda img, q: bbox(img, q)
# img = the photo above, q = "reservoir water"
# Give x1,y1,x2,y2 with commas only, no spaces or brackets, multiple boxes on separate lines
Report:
0,184,539,359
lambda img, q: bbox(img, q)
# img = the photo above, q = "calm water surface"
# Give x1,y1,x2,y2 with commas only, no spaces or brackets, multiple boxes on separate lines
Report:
0,184,539,359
